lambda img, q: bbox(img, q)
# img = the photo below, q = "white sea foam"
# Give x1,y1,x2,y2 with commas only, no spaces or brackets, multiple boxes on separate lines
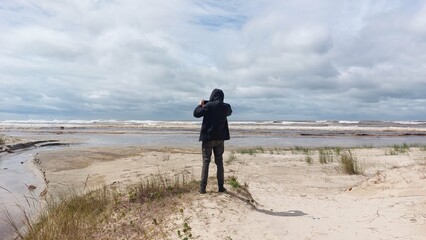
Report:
315,120,329,123
394,121,425,125
338,121,360,124
1,120,426,132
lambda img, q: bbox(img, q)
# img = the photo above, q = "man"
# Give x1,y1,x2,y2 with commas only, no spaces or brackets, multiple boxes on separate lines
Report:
193,89,232,194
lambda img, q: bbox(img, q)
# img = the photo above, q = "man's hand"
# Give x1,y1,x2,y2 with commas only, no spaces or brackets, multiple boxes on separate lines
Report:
199,99,204,106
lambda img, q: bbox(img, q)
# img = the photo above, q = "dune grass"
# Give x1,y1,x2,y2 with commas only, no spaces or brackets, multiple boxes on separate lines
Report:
385,143,411,155
305,155,313,164
319,148,335,164
226,176,257,205
0,135,5,145
291,146,311,155
225,151,237,164
228,176,242,189
8,174,198,240
237,146,265,155
339,150,363,175
128,174,197,204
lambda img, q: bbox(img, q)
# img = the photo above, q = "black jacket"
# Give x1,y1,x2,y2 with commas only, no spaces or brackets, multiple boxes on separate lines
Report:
193,89,232,142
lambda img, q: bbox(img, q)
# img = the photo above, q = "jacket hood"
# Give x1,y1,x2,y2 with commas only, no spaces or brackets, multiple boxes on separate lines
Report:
209,89,224,102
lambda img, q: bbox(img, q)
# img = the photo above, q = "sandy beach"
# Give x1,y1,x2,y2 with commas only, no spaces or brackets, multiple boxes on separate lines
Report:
30,145,426,239
1,121,426,239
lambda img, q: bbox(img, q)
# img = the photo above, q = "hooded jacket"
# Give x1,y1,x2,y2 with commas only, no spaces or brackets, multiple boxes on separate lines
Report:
193,89,232,142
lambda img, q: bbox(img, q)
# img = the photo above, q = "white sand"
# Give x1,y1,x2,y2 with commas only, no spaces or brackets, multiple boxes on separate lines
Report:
34,147,426,239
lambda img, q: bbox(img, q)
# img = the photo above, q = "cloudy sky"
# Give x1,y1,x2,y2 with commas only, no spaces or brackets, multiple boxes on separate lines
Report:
1,0,426,121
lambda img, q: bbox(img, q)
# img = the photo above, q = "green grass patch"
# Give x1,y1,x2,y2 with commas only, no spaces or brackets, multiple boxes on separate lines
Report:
227,176,242,189
291,146,311,155
385,143,411,155
237,147,265,155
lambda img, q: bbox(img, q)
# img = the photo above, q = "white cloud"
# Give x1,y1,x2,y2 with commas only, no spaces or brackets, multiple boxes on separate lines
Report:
0,0,425,120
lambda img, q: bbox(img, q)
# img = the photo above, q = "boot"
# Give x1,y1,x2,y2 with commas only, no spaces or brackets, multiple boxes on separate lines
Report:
218,185,227,193
199,185,207,194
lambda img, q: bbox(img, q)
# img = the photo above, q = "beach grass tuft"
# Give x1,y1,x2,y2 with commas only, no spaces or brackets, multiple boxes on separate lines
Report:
130,174,198,204
226,151,237,164
226,176,257,205
291,146,311,155
385,143,411,155
319,148,334,164
272,147,286,155
237,147,265,155
14,186,111,240
228,176,242,189
339,150,363,175
305,155,313,164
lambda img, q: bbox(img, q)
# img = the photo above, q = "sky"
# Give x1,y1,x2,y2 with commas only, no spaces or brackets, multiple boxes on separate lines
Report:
1,0,426,121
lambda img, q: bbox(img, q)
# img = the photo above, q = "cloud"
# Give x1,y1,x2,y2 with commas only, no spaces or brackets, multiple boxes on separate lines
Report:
0,0,426,120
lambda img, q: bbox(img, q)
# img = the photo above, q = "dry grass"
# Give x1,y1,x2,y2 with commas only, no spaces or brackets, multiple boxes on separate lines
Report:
0,135,5,145
7,174,198,240
237,146,265,155
305,155,313,165
226,176,257,205
339,150,364,175
384,143,411,155
225,151,237,164
319,148,334,164
129,174,197,204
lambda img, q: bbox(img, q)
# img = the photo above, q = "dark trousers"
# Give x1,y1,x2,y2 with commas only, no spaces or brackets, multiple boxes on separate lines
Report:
200,140,225,190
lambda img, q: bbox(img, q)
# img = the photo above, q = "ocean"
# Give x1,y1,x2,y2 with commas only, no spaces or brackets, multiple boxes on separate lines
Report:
1,120,426,148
